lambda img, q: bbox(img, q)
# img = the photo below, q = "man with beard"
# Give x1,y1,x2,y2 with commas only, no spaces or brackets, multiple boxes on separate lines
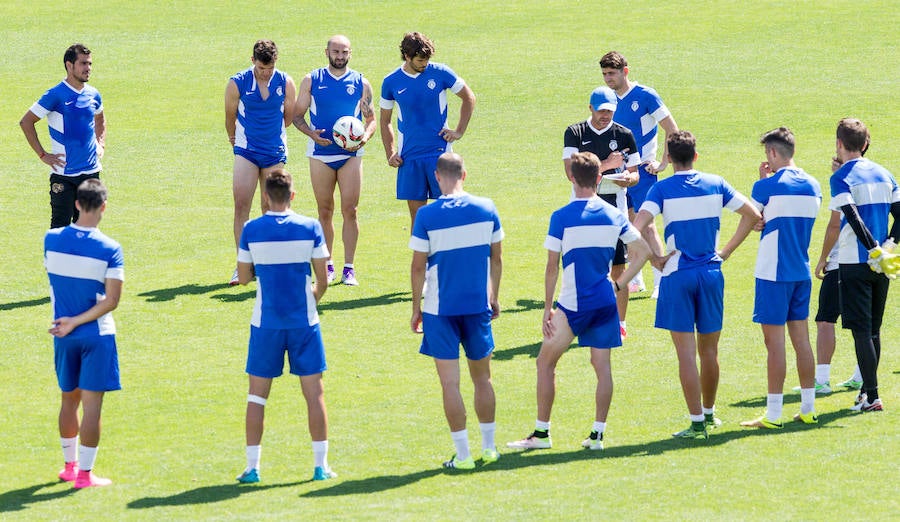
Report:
294,35,376,286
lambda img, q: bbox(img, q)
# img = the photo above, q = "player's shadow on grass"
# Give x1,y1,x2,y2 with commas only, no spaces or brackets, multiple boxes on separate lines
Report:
139,283,231,302
503,299,544,314
493,341,541,360
302,409,855,496
0,296,50,311
319,292,410,312
0,481,76,513
127,481,303,509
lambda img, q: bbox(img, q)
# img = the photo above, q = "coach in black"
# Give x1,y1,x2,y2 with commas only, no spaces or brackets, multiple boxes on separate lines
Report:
562,86,640,338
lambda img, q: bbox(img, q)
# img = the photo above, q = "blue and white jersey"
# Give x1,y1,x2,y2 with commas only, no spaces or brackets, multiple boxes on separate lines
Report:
409,193,503,316
231,67,288,156
307,67,364,161
612,84,670,164
30,81,103,176
545,196,639,312
44,225,123,338
751,167,821,281
640,170,749,274
830,158,900,264
379,62,464,161
238,211,329,329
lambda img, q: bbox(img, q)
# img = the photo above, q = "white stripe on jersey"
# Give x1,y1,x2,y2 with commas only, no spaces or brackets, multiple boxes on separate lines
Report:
662,194,725,223
248,240,318,265
425,222,495,254
560,225,622,252
829,192,853,210
45,251,109,283
762,194,820,220
849,182,896,205
756,229,780,281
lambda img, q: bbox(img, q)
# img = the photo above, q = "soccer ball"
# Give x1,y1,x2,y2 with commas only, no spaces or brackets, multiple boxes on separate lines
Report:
332,116,365,150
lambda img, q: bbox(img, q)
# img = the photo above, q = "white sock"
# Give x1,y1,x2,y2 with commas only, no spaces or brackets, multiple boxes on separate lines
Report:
535,420,550,432
652,267,662,289
630,271,644,286
343,263,354,269
689,413,705,423
312,440,328,469
78,444,98,472
800,388,816,414
479,422,496,451
766,394,783,422
701,406,715,416
450,429,470,461
61,436,78,463
850,365,862,382
816,364,831,385
592,421,606,434
246,445,261,471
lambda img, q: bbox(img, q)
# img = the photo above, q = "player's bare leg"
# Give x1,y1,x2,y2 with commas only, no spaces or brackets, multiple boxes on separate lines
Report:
309,159,339,261
336,157,362,266
408,200,426,230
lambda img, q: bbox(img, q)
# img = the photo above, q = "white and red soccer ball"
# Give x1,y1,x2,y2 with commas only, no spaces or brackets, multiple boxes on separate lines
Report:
332,116,365,150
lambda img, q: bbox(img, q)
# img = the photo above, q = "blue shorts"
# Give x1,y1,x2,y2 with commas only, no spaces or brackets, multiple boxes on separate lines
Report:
628,165,658,210
753,279,812,324
655,266,724,333
246,324,326,378
234,147,287,169
54,335,121,393
557,304,621,349
420,311,494,360
397,156,441,201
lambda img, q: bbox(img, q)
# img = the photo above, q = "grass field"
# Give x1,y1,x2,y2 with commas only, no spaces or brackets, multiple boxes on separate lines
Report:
1,1,898,520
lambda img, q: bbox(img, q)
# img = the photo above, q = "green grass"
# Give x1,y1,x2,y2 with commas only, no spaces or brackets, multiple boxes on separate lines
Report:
1,1,898,520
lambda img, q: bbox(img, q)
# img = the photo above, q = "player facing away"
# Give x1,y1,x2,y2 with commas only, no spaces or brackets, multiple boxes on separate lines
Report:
633,131,761,439
819,118,900,412
21,43,106,229
44,179,123,488
508,152,650,451
739,127,821,429
562,86,641,338
409,152,503,470
600,51,678,298
235,169,335,482
226,39,297,285
380,31,476,229
293,35,377,286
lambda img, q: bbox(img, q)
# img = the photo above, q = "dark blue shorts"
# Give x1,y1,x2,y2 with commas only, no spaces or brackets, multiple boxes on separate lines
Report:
54,335,121,392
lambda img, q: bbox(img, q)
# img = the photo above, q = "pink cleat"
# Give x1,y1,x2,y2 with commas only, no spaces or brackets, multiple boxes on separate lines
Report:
58,462,78,482
73,470,112,489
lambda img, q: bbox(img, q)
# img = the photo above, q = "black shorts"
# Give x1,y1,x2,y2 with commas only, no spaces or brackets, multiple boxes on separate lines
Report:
49,172,100,229
598,193,627,265
838,263,890,333
814,269,840,323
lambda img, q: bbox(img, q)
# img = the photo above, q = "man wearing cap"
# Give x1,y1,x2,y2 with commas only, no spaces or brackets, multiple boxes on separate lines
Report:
562,86,641,338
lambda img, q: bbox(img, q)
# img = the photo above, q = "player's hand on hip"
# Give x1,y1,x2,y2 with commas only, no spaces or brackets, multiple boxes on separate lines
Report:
440,128,462,142
41,153,65,169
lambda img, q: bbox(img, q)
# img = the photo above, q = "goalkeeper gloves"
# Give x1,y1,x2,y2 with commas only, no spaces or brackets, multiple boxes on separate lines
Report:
868,243,900,279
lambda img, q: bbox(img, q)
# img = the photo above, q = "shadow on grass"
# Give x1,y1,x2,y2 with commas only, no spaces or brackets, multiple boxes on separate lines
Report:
493,341,541,361
503,299,544,314
0,296,50,311
319,292,409,312
730,387,858,408
127,480,303,509
0,481,76,513
301,409,855,497
138,283,231,302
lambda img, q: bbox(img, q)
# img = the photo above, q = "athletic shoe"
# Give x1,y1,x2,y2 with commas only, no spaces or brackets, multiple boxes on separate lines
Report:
341,267,358,286
851,397,883,412
581,430,604,450
672,425,708,439
740,416,783,429
850,392,867,410
791,382,832,395
326,264,336,284
837,378,863,390
506,431,552,449
229,268,240,286
236,468,260,483
705,414,723,429
793,411,819,424
73,470,112,489
442,454,475,470
58,462,78,482
481,448,500,464
312,466,338,480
